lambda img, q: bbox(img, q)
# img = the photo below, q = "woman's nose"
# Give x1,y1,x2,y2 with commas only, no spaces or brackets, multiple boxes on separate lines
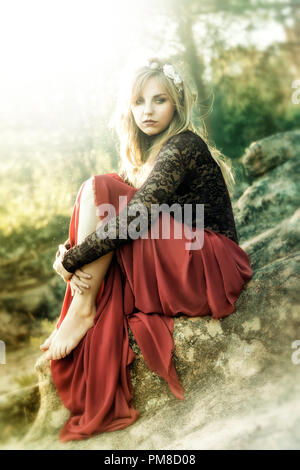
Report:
143,102,153,114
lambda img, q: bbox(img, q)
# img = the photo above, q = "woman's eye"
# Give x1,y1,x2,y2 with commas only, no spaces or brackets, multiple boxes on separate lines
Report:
134,98,166,105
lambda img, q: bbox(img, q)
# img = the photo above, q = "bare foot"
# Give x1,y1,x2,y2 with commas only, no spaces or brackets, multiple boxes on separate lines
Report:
40,329,58,351
45,296,97,361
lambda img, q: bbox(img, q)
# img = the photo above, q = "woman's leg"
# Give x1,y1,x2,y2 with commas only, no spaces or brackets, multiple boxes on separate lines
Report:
40,252,114,350
43,177,114,360
70,175,115,303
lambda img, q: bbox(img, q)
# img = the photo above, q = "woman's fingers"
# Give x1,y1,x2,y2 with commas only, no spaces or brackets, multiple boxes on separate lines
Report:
70,279,82,295
56,240,70,259
73,284,82,295
68,268,92,296
75,268,92,280
72,274,90,289
69,275,90,295
59,244,67,257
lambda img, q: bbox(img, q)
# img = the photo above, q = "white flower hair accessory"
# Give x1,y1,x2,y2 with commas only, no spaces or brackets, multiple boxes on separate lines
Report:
162,64,183,86
146,60,183,94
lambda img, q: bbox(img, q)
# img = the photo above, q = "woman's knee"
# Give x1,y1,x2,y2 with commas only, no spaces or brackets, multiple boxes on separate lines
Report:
77,177,99,243
81,176,95,203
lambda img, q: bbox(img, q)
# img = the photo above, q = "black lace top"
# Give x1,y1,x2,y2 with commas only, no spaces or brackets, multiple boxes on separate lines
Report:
61,130,239,273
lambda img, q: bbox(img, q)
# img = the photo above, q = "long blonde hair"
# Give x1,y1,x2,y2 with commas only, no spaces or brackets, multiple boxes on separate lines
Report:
110,57,235,194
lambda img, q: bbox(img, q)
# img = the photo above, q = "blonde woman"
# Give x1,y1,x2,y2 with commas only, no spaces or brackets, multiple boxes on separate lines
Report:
40,57,253,442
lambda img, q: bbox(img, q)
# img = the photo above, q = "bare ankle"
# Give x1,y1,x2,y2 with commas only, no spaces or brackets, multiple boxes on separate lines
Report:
72,296,96,318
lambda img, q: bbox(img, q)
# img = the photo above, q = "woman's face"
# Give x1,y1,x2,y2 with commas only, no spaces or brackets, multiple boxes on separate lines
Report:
130,76,175,136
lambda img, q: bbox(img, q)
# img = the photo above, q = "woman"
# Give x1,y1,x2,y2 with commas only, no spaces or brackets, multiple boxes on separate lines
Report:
40,57,253,442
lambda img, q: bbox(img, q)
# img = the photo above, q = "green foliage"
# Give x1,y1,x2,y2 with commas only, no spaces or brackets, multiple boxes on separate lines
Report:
209,46,300,159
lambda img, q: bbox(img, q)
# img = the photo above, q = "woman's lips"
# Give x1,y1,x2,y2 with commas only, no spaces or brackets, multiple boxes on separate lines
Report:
143,121,157,125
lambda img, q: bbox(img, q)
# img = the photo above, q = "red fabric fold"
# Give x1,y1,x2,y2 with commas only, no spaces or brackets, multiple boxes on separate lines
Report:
50,172,253,442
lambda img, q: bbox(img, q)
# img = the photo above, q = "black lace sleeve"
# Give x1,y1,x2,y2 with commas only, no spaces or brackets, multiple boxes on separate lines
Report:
61,132,193,273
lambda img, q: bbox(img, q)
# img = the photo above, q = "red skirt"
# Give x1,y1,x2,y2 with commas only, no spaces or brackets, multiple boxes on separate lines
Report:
50,173,253,442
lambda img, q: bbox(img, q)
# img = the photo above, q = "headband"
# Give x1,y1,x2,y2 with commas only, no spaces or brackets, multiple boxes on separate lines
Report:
146,60,184,95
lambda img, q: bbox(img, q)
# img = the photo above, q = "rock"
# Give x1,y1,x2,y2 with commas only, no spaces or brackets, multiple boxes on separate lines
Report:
235,158,299,241
21,354,69,444
2,130,299,450
242,129,300,177
18,249,300,450
241,209,300,271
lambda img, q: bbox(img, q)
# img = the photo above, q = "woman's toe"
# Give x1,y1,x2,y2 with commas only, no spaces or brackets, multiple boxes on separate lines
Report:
52,346,59,360
61,346,67,359
45,350,51,360
56,344,64,360
56,347,62,360
65,345,71,357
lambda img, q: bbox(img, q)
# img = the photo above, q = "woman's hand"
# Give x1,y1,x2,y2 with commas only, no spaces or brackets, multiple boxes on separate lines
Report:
53,243,93,293
69,268,92,296
53,247,73,282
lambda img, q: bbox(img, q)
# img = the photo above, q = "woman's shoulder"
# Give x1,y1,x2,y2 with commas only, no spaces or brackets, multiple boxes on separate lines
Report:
173,130,218,170
161,131,212,170
167,129,208,150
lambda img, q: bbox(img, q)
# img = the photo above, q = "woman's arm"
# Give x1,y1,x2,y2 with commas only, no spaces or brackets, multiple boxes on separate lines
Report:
61,131,195,273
